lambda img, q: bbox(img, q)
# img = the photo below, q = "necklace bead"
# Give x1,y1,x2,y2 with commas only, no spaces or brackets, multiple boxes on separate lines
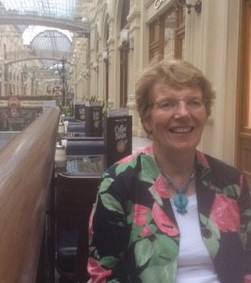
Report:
162,171,195,214
174,192,189,214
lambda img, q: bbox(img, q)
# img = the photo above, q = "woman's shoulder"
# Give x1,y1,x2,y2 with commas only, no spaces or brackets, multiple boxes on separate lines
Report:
198,151,243,182
106,145,155,177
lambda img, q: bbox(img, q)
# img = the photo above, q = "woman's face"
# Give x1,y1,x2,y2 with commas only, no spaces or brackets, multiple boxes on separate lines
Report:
144,82,207,156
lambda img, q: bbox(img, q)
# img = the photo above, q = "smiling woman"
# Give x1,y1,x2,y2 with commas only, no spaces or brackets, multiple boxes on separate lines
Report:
144,83,207,158
87,59,251,283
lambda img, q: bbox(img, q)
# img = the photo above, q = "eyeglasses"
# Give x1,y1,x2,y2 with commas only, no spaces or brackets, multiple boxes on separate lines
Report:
149,98,205,112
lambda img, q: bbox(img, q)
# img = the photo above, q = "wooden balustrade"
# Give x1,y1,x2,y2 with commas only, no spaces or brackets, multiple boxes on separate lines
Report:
0,107,60,283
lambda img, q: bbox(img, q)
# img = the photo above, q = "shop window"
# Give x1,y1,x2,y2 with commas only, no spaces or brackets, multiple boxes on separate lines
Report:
149,5,185,62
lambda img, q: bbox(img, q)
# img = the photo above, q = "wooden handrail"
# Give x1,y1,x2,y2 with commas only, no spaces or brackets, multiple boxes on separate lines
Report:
0,107,60,283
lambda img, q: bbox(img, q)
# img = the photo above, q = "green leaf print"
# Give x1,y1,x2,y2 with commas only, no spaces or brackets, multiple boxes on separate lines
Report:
149,223,158,234
244,209,251,233
130,225,143,243
115,158,137,175
115,163,128,175
100,255,119,268
135,238,154,267
223,184,240,198
148,186,163,206
99,177,114,193
130,223,158,244
134,235,178,273
139,171,155,184
139,155,159,183
200,214,220,258
152,234,178,263
200,167,211,179
100,193,124,214
139,260,177,283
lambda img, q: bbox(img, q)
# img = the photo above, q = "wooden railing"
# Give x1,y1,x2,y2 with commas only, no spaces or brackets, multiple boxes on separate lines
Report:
0,107,60,283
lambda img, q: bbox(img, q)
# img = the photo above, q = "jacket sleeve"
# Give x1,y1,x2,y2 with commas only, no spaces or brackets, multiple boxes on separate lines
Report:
87,171,131,282
240,174,251,281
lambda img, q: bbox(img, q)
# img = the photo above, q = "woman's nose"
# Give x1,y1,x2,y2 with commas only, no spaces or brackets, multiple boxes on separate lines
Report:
174,101,190,116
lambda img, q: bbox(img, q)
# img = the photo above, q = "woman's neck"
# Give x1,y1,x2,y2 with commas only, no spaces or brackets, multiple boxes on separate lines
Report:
153,146,196,179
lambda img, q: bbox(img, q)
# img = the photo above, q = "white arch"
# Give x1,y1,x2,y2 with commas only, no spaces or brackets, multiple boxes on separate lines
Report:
22,25,72,45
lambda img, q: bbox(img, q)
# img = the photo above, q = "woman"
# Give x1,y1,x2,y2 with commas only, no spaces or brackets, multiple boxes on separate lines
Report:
88,60,251,283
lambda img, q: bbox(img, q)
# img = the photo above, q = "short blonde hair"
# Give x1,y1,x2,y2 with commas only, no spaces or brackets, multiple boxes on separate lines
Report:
135,60,215,124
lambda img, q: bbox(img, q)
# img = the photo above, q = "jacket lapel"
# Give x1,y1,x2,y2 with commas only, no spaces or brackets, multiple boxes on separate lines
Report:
195,151,216,218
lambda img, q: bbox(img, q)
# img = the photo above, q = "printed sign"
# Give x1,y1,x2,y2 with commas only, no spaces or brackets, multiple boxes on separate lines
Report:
104,115,132,168
85,105,103,136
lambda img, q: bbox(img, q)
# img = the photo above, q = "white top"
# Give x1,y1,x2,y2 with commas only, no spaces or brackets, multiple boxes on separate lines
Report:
171,194,220,283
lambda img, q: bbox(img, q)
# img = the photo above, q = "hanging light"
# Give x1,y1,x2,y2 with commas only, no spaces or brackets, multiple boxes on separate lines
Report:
176,0,202,14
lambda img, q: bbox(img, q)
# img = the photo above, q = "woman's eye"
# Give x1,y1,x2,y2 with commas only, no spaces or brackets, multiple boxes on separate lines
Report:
189,100,203,107
160,101,175,109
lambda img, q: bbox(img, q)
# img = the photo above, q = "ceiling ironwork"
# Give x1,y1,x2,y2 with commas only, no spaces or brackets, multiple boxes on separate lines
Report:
0,0,90,67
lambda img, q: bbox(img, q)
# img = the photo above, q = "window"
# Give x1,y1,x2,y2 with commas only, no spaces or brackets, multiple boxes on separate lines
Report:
149,5,185,62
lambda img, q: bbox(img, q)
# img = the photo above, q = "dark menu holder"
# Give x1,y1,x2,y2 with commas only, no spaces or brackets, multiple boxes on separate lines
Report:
84,105,103,136
104,115,132,168
74,104,86,121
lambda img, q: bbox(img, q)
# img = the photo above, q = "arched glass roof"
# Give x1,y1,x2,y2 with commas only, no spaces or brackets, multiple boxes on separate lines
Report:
0,0,90,67
0,0,80,20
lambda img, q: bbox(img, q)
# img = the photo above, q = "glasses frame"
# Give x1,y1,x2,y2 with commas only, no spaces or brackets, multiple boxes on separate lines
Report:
148,97,205,113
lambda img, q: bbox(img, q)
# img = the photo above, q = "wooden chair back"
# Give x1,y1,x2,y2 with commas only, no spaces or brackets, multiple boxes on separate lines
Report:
55,172,101,282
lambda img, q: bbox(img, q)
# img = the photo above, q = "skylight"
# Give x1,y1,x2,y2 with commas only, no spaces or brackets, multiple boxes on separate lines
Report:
22,26,72,45
0,0,77,19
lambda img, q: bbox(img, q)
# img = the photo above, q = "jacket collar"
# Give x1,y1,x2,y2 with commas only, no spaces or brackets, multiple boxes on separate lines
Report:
141,147,217,218
194,150,216,217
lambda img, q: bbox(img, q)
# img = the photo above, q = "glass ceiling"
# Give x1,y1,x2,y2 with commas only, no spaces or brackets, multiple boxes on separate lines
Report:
0,0,79,20
0,0,90,67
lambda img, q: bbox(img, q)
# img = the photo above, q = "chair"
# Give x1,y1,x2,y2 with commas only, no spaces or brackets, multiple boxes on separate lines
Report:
66,140,105,156
67,122,86,137
65,140,105,175
55,172,101,283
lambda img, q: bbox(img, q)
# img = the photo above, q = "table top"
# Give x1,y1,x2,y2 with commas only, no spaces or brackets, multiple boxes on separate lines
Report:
55,154,104,176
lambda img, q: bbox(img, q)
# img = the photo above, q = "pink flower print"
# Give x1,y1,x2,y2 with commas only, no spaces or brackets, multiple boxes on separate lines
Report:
141,145,153,155
133,204,149,226
133,205,153,237
244,274,251,283
153,175,169,199
117,154,134,164
87,257,112,283
142,226,152,237
117,145,153,165
210,194,240,232
196,151,209,168
152,203,179,236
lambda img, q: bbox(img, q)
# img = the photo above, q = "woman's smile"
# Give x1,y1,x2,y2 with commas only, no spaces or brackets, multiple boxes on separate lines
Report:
144,83,207,155
168,126,194,134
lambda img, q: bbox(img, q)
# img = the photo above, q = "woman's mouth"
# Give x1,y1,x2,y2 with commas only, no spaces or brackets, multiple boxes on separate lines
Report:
169,126,194,134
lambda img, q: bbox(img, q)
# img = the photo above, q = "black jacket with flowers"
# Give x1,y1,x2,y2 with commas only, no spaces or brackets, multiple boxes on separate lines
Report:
88,146,251,283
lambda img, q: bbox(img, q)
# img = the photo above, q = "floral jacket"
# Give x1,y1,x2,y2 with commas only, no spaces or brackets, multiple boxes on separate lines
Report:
88,146,251,283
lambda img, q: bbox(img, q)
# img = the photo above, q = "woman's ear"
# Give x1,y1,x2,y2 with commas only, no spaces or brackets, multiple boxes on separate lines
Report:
142,117,152,135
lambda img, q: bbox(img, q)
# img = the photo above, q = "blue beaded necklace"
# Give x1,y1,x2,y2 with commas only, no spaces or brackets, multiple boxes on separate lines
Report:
162,170,195,215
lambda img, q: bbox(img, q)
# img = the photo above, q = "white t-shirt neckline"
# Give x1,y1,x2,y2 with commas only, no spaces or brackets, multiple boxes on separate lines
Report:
170,194,220,283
